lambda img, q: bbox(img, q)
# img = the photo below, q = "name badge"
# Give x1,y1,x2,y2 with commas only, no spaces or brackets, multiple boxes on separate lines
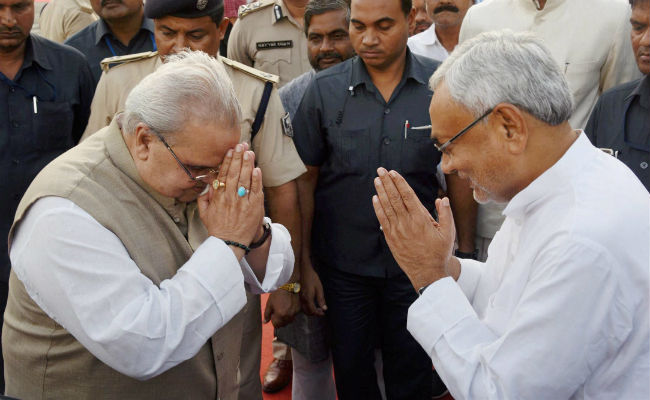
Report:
257,40,293,50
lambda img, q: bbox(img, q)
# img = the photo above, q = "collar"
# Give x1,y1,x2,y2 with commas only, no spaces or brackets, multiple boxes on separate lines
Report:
23,35,53,71
105,115,188,217
503,131,591,219
350,48,429,90
418,24,442,46
94,16,155,45
526,0,565,12
626,74,649,110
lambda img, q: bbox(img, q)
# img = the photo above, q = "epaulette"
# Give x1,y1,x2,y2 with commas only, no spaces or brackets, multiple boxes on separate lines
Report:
238,0,274,19
220,56,280,85
100,51,158,73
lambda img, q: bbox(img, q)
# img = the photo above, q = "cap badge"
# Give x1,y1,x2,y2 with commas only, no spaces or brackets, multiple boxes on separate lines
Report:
196,0,208,10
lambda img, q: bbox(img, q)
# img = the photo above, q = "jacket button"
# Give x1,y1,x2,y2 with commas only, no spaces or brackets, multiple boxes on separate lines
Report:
216,352,224,361
383,137,391,145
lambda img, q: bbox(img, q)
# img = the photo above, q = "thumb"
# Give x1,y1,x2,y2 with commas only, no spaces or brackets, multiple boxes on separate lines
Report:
436,197,456,240
196,188,210,218
316,287,327,311
263,301,273,324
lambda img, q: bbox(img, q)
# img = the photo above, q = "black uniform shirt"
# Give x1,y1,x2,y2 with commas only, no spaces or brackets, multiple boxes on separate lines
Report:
586,75,650,191
293,50,441,278
0,34,95,281
65,17,156,85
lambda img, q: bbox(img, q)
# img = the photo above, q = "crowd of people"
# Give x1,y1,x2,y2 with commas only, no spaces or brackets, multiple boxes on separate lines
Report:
0,0,648,399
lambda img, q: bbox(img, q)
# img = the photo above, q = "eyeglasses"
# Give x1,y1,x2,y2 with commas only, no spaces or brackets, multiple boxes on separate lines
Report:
151,129,218,184
411,108,494,153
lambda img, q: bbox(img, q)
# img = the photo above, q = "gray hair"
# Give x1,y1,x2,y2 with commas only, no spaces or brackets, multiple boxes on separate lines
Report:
304,0,350,36
123,50,241,142
430,30,573,126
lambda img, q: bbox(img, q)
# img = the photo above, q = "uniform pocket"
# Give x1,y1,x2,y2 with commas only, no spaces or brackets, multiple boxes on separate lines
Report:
402,128,438,174
33,100,75,151
255,48,292,77
331,127,370,174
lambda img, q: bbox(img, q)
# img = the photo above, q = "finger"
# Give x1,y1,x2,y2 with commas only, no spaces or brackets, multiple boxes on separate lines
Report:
374,176,397,224
237,150,255,194
226,144,244,195
196,186,211,217
372,195,391,232
315,286,327,312
377,168,407,216
250,167,263,199
216,148,233,184
388,170,422,213
435,197,456,240
263,301,272,324
303,291,319,316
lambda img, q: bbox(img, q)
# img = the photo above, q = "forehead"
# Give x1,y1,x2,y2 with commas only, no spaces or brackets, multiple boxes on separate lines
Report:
173,120,240,159
154,15,216,31
350,0,403,23
0,0,31,7
429,83,470,138
308,9,349,34
631,2,650,22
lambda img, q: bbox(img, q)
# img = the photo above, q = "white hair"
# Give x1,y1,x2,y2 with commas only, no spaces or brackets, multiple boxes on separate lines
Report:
123,50,241,141
430,30,573,126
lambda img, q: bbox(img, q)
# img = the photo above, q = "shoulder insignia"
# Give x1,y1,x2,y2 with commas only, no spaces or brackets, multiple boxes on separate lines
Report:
220,56,280,85
238,0,274,19
100,51,158,73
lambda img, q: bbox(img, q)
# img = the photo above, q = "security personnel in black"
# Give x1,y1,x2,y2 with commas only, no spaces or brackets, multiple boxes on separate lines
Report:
292,0,477,398
0,0,95,392
586,75,649,191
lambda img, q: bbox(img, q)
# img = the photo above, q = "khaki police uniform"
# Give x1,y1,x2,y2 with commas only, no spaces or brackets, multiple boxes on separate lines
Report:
38,0,97,43
82,51,306,188
227,0,311,87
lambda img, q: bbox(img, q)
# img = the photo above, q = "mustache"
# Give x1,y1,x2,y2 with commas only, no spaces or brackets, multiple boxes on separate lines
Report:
0,26,23,34
434,4,459,14
316,51,343,63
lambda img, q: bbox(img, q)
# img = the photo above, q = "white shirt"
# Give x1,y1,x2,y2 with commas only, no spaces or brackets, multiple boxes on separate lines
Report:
408,24,450,62
10,196,294,380
408,133,650,400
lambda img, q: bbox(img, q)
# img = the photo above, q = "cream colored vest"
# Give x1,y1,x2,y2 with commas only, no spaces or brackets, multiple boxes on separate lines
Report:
3,118,243,400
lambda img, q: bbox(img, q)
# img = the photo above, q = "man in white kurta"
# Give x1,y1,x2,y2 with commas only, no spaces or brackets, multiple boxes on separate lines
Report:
372,31,650,400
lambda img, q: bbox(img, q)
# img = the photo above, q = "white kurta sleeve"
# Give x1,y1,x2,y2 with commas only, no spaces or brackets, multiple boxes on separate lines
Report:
10,197,251,380
407,239,631,400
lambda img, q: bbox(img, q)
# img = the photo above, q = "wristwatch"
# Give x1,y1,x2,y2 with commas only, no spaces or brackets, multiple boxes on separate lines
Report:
279,282,301,294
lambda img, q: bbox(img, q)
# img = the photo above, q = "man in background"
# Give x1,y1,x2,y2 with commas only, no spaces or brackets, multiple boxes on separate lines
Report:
276,1,354,398
292,0,476,397
227,0,313,394
408,0,473,62
65,0,156,84
409,0,432,36
38,0,96,43
0,0,94,391
586,0,649,191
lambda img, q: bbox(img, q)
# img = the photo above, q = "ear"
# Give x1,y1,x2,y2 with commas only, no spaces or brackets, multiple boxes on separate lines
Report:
407,7,416,30
218,18,230,41
491,103,528,155
132,123,155,161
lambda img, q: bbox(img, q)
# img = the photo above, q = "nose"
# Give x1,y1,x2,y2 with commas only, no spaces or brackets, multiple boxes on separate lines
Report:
361,29,379,47
171,36,190,54
440,153,455,175
320,36,334,52
641,27,650,47
0,8,17,27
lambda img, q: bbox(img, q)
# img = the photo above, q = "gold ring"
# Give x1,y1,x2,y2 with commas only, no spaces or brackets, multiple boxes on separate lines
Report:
212,179,226,190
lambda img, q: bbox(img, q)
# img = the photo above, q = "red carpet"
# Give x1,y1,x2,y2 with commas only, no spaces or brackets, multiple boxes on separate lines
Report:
259,294,453,400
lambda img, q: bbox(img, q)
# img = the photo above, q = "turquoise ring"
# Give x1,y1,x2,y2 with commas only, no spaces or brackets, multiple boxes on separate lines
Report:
237,186,248,197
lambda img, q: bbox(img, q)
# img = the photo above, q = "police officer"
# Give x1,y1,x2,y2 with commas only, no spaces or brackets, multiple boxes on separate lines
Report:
227,0,311,87
81,2,305,398
38,0,97,43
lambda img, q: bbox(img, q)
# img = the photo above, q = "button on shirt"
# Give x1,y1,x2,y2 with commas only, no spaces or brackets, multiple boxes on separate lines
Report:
407,24,450,62
408,133,650,399
65,17,156,85
0,34,95,282
292,52,441,277
586,74,650,191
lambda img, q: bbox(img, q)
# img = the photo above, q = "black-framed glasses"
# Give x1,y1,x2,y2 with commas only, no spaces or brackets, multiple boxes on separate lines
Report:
151,129,218,183
411,108,494,153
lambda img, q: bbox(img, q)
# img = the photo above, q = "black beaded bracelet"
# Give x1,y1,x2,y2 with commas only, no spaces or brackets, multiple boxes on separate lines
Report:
223,240,251,255
454,249,479,260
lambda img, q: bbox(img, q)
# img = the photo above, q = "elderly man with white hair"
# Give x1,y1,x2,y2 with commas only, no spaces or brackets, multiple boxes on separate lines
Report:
372,30,650,399
2,50,294,400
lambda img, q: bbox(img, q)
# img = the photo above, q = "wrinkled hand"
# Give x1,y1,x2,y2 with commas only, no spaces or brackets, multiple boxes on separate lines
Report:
300,261,327,316
197,143,265,253
372,168,456,290
264,289,301,328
